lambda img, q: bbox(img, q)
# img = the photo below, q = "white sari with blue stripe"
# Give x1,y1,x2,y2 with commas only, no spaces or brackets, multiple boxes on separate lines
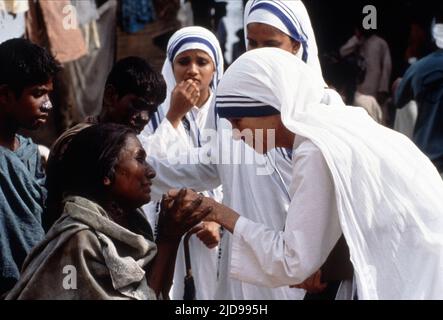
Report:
148,2,343,300
141,26,224,300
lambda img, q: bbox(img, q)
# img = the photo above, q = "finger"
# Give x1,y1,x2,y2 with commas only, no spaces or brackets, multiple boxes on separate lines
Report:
184,79,195,90
201,241,218,249
161,194,174,210
167,189,181,197
181,194,204,216
196,232,219,248
196,230,218,243
190,86,200,101
171,188,188,212
189,206,213,226
198,237,219,249
188,223,204,235
184,208,212,230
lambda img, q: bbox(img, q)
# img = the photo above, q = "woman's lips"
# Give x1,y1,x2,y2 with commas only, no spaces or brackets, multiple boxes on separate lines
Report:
186,78,200,83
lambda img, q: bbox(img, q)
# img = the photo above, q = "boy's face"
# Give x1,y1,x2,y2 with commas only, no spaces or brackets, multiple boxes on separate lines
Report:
105,87,158,134
3,80,54,130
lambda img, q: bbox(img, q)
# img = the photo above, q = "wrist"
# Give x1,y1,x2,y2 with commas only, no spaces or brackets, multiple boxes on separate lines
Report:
166,111,183,128
156,233,182,245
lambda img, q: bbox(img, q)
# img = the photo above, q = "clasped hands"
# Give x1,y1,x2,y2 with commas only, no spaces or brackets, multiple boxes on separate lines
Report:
156,188,220,248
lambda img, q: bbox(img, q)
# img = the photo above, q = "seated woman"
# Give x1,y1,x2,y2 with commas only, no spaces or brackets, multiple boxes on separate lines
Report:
6,123,210,300
172,48,443,299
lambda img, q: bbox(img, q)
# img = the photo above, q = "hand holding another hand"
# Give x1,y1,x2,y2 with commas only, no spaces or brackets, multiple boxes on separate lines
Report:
156,188,212,242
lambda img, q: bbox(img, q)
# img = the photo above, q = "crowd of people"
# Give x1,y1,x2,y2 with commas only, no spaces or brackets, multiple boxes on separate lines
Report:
1,0,443,300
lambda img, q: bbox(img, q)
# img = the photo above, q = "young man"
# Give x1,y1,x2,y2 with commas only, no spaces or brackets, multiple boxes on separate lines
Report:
395,7,443,179
0,38,60,296
44,56,167,231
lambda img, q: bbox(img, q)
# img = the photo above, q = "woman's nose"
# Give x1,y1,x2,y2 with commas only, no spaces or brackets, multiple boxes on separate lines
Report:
146,165,156,180
186,62,198,75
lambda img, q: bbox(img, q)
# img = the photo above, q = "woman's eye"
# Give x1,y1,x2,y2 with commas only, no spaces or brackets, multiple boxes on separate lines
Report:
32,91,44,98
197,59,209,66
177,58,190,66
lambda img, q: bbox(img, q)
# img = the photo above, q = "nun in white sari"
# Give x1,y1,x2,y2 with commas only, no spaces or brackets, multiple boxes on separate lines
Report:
148,0,341,300
209,47,443,300
140,26,224,300
243,0,343,105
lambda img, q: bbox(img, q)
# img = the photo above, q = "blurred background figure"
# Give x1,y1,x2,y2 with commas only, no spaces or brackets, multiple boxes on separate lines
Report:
231,28,246,63
394,5,443,179
340,24,392,122
323,54,383,123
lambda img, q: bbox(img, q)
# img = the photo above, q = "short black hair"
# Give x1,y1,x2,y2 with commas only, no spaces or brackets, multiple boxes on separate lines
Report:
322,53,366,105
62,123,136,201
105,56,167,106
0,38,61,97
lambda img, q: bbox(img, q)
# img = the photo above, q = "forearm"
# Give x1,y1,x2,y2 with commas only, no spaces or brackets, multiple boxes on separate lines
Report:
147,240,180,298
209,202,240,234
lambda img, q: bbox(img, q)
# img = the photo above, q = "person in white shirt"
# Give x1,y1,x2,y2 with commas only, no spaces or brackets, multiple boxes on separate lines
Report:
175,47,443,300
139,26,224,300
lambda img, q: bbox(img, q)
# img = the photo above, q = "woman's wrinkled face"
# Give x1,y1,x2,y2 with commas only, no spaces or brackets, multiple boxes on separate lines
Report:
173,49,215,94
247,22,300,54
107,135,156,209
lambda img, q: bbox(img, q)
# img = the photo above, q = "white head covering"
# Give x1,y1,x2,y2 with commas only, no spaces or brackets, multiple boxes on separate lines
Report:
244,0,323,82
432,23,443,49
149,26,224,131
216,48,443,299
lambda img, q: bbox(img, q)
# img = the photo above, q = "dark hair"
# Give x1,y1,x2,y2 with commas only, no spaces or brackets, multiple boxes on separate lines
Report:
0,38,61,97
105,56,166,105
322,53,366,105
62,123,136,201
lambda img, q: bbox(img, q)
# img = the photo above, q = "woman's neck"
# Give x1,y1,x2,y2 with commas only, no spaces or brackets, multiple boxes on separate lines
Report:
102,200,131,229
196,89,211,109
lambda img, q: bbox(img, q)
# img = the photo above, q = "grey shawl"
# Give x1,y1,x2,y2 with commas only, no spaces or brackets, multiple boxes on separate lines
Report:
6,196,157,300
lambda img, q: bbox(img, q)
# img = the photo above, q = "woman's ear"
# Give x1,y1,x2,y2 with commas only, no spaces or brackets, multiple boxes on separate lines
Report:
103,176,112,187
292,41,301,55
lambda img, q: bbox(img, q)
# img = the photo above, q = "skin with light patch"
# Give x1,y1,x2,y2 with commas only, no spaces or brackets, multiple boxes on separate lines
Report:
0,80,54,151
0,80,54,130
102,86,157,134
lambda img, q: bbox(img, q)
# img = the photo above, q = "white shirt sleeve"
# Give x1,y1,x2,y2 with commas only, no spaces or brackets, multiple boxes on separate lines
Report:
138,118,190,159
147,148,221,201
230,140,342,288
